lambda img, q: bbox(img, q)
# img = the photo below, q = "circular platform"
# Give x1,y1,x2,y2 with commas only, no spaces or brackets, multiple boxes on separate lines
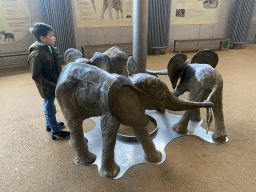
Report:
117,115,158,142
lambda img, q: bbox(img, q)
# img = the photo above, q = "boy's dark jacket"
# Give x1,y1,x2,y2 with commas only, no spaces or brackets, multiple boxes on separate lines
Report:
28,41,62,98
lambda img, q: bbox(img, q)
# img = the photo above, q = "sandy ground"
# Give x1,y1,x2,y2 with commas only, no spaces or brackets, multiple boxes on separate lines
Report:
0,45,256,191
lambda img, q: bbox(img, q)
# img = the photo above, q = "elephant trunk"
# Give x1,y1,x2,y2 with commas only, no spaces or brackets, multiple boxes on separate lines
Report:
146,69,168,76
165,92,213,111
64,48,83,65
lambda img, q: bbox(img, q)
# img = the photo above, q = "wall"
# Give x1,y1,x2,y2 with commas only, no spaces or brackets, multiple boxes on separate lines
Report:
247,4,256,43
0,0,251,67
0,0,41,67
168,0,235,50
70,0,133,54
72,0,236,53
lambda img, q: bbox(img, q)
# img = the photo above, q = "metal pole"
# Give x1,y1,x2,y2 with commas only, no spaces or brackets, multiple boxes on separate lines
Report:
133,0,149,73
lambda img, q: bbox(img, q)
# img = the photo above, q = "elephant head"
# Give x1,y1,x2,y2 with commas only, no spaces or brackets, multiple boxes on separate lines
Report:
64,46,129,76
167,50,219,91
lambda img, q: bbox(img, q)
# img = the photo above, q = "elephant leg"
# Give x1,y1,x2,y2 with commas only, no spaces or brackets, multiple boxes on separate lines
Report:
172,109,195,134
190,108,201,122
101,1,108,20
100,112,120,178
131,126,162,163
172,90,206,134
212,96,227,142
189,89,211,122
120,7,124,18
116,9,120,19
67,117,96,165
108,4,113,20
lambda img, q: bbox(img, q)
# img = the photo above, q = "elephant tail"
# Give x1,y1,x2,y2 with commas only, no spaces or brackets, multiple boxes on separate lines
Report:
64,48,83,65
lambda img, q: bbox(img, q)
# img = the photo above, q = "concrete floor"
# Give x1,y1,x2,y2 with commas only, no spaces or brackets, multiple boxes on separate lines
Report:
0,44,256,191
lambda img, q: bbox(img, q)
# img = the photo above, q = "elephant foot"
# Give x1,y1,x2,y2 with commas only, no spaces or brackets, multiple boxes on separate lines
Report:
101,16,104,20
172,123,188,134
100,162,120,178
212,131,227,143
74,152,96,166
144,150,162,163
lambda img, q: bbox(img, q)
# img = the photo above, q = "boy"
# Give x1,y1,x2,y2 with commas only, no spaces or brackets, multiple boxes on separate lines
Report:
28,22,70,140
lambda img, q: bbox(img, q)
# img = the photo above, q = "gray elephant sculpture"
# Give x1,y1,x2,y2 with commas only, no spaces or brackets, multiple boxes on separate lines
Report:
56,57,213,178
147,50,227,142
64,46,128,77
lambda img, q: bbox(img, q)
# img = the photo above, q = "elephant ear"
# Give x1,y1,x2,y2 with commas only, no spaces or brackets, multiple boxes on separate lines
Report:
108,75,148,127
191,49,219,68
167,53,188,89
127,56,138,76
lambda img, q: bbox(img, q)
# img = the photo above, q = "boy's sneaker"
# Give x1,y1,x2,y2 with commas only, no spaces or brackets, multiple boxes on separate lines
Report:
52,131,70,140
46,122,65,132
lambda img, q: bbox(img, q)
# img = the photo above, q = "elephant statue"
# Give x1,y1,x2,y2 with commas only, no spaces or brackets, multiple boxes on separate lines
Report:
64,46,129,77
146,50,227,142
56,59,213,178
101,0,124,20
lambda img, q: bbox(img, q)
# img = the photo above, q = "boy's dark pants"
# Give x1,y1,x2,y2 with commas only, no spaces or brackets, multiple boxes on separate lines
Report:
43,96,60,133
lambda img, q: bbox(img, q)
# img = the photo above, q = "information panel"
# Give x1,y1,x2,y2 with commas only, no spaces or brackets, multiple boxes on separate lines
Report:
73,0,133,28
171,0,221,24
0,0,31,44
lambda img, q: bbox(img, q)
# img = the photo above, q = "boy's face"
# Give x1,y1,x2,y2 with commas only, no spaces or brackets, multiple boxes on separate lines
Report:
40,31,55,45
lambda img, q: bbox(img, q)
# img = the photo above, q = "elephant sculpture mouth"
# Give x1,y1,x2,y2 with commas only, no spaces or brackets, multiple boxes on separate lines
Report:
117,115,158,142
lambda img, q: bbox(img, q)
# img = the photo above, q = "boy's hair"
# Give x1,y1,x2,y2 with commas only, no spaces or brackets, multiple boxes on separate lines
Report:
29,22,54,42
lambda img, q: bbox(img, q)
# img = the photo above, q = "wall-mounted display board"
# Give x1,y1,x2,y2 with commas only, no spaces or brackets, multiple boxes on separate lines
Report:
0,0,31,44
73,0,133,28
171,0,221,24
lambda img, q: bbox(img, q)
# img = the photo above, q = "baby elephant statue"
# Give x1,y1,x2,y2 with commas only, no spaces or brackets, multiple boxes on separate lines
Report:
64,46,129,77
147,50,227,142
56,61,213,178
